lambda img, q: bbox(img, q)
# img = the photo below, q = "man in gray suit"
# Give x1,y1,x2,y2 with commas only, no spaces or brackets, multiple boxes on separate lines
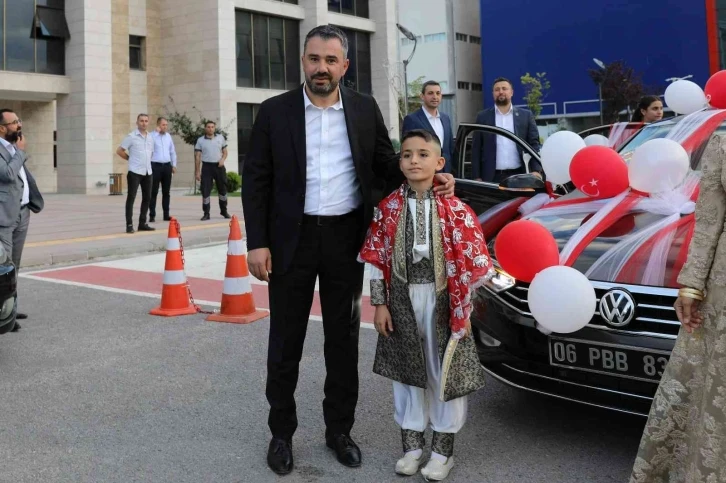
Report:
0,109,44,329
471,77,543,182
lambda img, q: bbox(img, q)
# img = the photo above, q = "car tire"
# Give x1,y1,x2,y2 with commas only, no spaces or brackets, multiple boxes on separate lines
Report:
0,295,17,335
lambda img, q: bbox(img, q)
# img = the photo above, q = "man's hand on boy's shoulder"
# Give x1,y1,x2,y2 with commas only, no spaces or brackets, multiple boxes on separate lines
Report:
433,173,456,198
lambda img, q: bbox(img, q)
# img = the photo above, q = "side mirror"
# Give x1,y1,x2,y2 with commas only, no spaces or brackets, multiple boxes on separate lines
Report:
498,173,546,192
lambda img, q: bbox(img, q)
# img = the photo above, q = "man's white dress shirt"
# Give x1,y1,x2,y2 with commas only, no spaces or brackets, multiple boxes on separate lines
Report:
120,129,154,176
424,108,445,151
494,105,521,170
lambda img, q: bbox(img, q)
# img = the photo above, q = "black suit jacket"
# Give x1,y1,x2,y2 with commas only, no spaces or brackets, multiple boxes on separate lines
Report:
471,106,543,182
242,85,402,275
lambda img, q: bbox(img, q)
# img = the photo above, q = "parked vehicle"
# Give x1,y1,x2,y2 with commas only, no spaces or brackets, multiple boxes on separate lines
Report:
455,114,723,416
0,244,16,334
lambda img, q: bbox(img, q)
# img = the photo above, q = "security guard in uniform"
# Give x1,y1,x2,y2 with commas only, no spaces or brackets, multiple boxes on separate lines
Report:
195,121,231,221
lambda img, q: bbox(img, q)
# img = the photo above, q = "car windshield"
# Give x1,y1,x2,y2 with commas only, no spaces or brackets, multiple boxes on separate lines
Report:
617,122,676,159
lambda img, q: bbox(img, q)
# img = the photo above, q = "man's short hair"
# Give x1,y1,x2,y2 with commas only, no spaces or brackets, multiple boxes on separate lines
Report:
304,25,349,59
205,121,216,127
401,129,442,154
492,77,513,89
421,80,441,94
157,116,167,124
0,109,15,124
137,113,149,121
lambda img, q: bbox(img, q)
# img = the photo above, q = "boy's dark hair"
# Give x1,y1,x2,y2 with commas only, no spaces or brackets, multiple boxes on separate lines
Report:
492,77,513,89
401,129,442,151
421,80,441,94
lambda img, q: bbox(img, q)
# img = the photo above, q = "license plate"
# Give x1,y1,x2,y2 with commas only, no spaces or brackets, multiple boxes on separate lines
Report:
548,337,670,383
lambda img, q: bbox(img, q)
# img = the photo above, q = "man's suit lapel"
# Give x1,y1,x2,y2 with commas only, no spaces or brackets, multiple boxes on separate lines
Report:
512,107,522,137
340,87,363,175
286,85,307,181
0,142,10,165
416,108,427,128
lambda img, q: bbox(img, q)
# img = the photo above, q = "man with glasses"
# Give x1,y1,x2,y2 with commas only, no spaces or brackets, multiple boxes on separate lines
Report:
0,109,44,330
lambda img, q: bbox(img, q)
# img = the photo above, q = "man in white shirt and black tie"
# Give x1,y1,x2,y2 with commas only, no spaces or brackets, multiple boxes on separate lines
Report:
150,117,177,222
117,113,155,234
242,25,455,476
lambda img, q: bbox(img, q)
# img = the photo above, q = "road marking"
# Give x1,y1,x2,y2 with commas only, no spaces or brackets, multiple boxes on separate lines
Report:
24,222,230,248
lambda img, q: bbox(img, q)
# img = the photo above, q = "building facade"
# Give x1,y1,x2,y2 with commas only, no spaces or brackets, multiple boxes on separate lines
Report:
479,0,724,129
0,0,400,194
397,0,481,131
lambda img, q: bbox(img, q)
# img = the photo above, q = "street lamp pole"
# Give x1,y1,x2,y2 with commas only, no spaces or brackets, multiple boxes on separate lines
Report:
593,58,606,125
397,23,418,117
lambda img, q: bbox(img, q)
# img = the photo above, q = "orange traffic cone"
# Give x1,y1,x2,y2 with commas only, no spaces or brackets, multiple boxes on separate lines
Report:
150,218,199,317
206,215,268,324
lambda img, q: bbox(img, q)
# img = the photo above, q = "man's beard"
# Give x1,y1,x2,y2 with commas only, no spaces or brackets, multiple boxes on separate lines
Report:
306,73,338,95
495,97,509,106
4,130,19,143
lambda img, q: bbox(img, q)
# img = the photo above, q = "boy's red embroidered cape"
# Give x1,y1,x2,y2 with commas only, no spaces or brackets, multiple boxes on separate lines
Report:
359,183,495,338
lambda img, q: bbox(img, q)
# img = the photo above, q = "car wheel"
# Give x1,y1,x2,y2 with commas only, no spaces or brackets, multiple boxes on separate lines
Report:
0,295,17,335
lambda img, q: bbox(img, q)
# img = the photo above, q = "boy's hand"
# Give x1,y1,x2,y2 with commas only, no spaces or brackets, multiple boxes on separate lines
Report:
463,319,472,339
433,173,456,198
374,305,394,337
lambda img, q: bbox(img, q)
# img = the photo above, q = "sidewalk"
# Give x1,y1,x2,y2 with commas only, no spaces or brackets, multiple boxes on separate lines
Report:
20,190,239,269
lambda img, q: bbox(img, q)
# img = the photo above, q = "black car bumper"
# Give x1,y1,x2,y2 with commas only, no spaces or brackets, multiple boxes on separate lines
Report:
471,287,676,417
0,262,17,334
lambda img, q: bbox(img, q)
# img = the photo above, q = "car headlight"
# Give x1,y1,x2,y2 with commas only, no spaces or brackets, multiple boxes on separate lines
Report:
485,267,516,293
0,244,7,265
0,297,14,320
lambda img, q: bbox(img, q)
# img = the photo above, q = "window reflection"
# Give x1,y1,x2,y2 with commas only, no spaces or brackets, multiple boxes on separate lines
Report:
6,0,36,73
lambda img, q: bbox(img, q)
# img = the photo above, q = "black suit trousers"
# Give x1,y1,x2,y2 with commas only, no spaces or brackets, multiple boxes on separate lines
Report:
266,208,365,440
126,171,152,227
150,162,173,218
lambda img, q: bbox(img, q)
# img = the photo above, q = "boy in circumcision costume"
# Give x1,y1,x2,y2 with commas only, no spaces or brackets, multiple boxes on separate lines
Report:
358,129,495,481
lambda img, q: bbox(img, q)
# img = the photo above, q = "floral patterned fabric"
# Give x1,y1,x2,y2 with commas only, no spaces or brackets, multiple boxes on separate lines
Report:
630,134,726,482
358,183,495,338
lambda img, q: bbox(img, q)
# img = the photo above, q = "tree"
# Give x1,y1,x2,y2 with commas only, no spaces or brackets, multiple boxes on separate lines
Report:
588,60,645,124
381,60,428,131
520,72,551,118
163,96,236,193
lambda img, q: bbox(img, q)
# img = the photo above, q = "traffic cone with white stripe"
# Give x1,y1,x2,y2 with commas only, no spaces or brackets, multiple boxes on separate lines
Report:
206,215,268,324
150,218,199,317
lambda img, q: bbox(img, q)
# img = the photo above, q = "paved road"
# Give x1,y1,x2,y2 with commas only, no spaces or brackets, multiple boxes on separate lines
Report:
0,276,646,482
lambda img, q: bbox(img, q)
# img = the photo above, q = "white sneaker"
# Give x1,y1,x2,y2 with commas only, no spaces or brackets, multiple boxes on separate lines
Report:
420,456,454,481
395,451,423,476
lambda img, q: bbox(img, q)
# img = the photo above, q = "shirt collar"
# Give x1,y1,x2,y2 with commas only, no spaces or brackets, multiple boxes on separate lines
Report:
303,83,344,111
135,129,148,137
496,104,514,116
423,108,440,120
0,137,12,151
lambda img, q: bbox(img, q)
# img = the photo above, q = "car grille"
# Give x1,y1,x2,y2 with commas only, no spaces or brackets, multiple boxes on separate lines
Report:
497,281,679,338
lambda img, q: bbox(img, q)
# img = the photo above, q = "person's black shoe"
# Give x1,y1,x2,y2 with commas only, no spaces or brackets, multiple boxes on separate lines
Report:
11,321,20,331
163,215,172,221
138,224,155,231
201,213,210,221
267,437,294,475
149,216,155,223
221,212,231,219
16,313,27,319
326,433,362,468
126,225,135,234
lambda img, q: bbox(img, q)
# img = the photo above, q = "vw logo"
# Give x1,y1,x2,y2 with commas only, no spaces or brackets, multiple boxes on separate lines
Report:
599,289,636,327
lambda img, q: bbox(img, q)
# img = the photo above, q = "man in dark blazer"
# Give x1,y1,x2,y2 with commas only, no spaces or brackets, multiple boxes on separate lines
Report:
471,77,543,182
0,109,44,330
401,80,454,173
242,26,455,476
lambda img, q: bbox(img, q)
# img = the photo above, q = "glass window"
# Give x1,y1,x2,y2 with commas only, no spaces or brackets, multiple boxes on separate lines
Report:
37,0,65,7
36,38,64,74
235,10,300,90
237,103,260,170
6,0,36,73
129,35,144,70
338,27,372,94
34,6,70,39
328,0,369,18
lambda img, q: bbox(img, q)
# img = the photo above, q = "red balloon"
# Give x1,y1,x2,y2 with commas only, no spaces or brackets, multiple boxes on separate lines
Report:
569,145,629,199
494,220,559,283
705,70,726,109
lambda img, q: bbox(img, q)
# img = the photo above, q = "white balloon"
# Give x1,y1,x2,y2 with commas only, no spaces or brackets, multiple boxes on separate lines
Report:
540,131,586,185
527,266,596,334
629,138,690,193
584,134,610,147
664,80,707,115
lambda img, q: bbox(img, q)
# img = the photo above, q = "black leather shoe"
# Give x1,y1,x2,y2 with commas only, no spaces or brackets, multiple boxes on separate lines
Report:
201,213,210,221
126,225,135,234
149,216,155,223
163,216,171,221
221,212,231,219
16,313,27,319
267,437,293,475
326,434,361,468
11,321,20,331
138,224,155,231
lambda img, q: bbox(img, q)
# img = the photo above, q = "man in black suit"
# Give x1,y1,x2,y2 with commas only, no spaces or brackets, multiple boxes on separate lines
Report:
242,25,454,476
471,77,543,182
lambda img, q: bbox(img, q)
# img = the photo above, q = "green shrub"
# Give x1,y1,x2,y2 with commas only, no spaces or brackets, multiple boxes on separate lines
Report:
226,171,241,193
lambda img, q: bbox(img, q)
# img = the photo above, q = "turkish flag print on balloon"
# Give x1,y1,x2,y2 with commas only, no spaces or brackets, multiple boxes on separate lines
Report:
569,145,629,199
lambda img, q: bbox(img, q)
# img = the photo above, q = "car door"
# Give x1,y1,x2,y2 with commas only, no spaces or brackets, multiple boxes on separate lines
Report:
453,123,544,216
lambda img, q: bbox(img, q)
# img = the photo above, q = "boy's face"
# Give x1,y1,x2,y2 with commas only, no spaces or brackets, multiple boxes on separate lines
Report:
399,136,445,182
